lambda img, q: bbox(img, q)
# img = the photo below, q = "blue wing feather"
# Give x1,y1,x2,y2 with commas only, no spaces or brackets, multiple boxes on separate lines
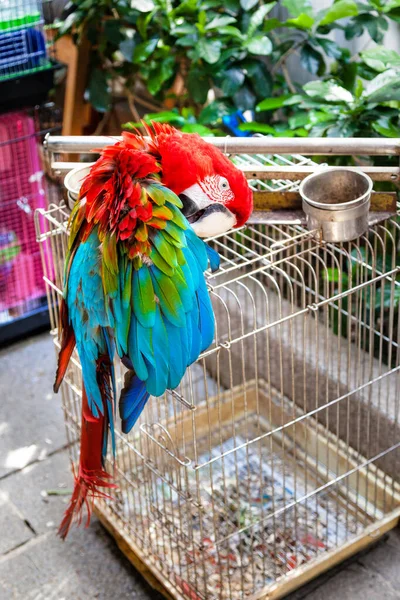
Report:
205,243,220,272
68,220,220,438
120,374,149,434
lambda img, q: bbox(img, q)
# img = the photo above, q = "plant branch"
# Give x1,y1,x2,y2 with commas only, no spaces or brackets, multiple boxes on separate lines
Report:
272,39,304,74
134,94,163,112
93,109,112,135
349,38,372,63
281,63,297,93
270,31,299,93
126,89,142,122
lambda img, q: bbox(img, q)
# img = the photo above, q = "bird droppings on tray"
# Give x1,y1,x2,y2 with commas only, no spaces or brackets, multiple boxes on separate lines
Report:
115,435,365,600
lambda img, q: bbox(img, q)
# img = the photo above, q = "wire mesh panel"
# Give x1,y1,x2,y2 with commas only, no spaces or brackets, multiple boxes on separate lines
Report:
36,148,400,599
0,105,60,325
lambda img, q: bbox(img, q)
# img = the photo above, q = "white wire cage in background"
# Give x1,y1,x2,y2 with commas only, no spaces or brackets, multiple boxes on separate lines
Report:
36,137,400,600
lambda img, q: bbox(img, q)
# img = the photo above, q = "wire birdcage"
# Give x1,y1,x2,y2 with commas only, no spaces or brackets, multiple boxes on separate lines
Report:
0,104,61,338
36,136,400,600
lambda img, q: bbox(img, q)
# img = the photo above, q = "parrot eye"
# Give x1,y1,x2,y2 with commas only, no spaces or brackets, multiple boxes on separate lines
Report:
219,177,229,191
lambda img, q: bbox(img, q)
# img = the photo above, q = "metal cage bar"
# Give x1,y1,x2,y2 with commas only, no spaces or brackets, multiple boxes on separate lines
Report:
44,135,400,155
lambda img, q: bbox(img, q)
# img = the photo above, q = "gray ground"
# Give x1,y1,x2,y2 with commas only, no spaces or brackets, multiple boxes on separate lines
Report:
1,333,400,600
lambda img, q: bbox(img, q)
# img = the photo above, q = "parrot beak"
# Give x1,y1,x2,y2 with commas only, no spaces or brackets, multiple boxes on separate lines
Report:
179,191,236,238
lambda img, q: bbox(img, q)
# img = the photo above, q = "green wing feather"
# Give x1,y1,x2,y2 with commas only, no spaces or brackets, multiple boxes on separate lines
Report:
152,232,178,268
132,267,156,328
149,246,175,276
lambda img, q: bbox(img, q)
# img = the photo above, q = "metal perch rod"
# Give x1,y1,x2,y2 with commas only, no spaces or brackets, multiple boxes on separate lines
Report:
51,161,400,182
45,135,400,156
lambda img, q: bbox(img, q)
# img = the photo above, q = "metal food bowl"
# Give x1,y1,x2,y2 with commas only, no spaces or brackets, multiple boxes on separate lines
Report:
300,167,373,243
64,164,94,209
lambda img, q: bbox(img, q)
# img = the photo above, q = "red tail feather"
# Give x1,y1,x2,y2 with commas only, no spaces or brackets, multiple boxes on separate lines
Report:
58,386,116,540
54,299,76,392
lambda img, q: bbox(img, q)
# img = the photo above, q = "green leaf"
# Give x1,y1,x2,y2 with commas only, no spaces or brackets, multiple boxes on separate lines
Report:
142,111,186,126
364,69,400,102
219,26,244,39
198,100,234,125
315,37,343,59
309,109,339,124
284,94,305,106
206,15,236,29
223,0,241,13
372,116,400,137
240,0,259,10
131,0,155,12
175,34,197,47
304,80,354,103
198,10,207,30
263,17,283,32
281,0,313,17
201,0,224,7
87,68,110,113
147,56,175,95
355,78,363,98
187,68,209,103
386,7,400,21
172,24,197,34
324,268,349,287
248,3,276,36
238,122,277,134
288,112,310,128
361,46,400,72
344,16,364,39
286,13,315,28
300,44,325,76
197,38,222,64
383,0,400,10
318,0,358,26
181,123,215,135
133,38,158,63
242,59,273,98
220,67,245,95
352,14,385,43
239,122,307,137
339,61,358,91
136,11,154,39
246,35,273,55
256,94,292,111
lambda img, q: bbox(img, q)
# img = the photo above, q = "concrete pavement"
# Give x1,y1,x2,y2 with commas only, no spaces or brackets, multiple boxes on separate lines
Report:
1,333,399,600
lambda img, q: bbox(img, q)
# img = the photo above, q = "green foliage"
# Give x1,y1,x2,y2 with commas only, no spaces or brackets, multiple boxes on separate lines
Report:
246,46,400,140
123,106,225,135
59,0,276,116
59,0,400,140
323,239,400,366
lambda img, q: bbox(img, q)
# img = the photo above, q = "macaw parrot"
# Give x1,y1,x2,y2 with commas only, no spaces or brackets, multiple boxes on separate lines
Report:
54,122,253,538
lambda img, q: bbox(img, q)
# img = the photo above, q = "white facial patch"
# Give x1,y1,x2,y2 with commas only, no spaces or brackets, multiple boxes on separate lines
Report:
191,208,236,238
182,183,212,210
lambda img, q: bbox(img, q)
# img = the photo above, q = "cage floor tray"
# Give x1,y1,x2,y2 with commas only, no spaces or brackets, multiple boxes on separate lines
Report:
92,381,400,600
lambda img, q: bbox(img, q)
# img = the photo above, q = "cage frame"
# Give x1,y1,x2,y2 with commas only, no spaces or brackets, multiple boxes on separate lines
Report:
37,135,400,600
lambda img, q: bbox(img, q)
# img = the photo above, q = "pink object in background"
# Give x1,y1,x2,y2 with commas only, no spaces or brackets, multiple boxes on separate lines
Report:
0,110,49,320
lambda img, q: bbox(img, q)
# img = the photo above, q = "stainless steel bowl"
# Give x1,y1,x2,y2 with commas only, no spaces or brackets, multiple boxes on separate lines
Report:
300,167,373,243
64,164,94,209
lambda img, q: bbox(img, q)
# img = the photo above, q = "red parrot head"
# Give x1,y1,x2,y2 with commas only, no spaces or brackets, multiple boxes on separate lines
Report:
156,129,253,238
78,123,253,247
